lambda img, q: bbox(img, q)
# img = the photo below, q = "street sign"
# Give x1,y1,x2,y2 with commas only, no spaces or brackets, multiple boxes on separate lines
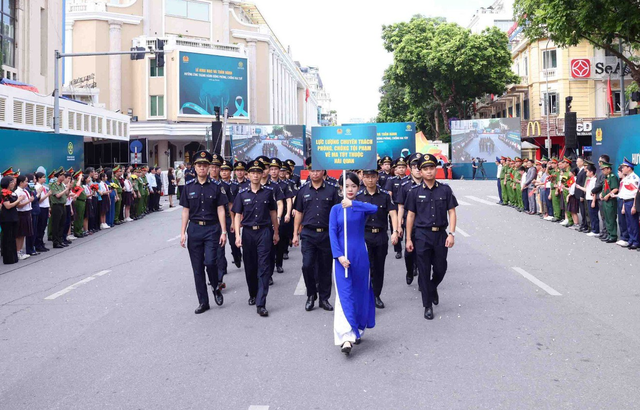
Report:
129,140,143,153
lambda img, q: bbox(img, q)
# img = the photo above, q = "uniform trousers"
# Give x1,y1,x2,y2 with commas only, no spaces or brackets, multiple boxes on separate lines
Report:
579,198,589,230
242,227,273,307
404,228,417,276
275,218,292,268
187,222,221,306
623,200,640,247
300,227,333,302
601,199,617,240
551,190,562,219
50,204,65,245
497,179,503,203
522,188,529,212
114,196,122,223
35,207,49,249
25,211,39,254
587,200,600,233
365,231,388,298
527,187,537,213
228,217,242,266
74,199,85,237
414,229,448,309
64,205,72,237
617,198,629,242
216,216,229,282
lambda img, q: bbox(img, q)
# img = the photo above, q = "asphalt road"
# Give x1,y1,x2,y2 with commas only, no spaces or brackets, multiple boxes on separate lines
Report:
1,182,639,409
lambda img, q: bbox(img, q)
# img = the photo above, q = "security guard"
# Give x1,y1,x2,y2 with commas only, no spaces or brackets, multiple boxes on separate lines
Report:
269,158,295,273
285,159,301,189
179,150,229,314
208,153,230,286
405,154,458,320
234,161,250,190
378,155,393,187
258,156,285,283
396,153,423,285
292,157,341,312
357,169,398,309
220,159,242,269
232,160,279,317
385,156,409,259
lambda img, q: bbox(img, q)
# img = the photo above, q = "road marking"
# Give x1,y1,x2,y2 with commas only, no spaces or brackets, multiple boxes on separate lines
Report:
488,195,500,201
45,270,112,300
457,200,473,206
248,406,269,410
465,195,497,206
456,227,470,237
167,235,181,242
512,267,562,296
294,274,306,296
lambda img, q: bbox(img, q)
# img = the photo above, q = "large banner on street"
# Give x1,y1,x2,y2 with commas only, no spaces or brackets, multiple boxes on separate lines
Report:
179,52,249,119
0,129,84,176
343,122,415,160
230,124,305,166
311,126,377,170
592,116,640,168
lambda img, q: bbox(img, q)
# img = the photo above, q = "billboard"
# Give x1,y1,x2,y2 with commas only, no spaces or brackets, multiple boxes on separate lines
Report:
592,116,640,169
179,52,249,119
0,129,84,176
230,124,305,166
343,122,415,159
452,118,521,163
311,126,377,170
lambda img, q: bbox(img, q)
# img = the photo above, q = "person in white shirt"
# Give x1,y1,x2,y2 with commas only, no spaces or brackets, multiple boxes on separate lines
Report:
14,175,34,259
618,158,640,249
576,164,599,236
34,172,52,252
495,157,504,204
176,164,185,199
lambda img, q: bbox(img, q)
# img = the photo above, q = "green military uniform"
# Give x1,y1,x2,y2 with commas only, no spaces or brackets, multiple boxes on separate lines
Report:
132,174,142,218
72,171,86,237
549,160,562,220
502,161,511,205
140,172,149,216
112,166,123,224
504,163,513,206
601,162,619,241
559,159,573,226
514,169,523,210
499,160,507,204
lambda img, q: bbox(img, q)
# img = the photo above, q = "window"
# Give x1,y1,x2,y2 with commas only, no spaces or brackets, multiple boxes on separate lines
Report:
150,96,164,117
508,106,513,117
613,91,623,113
40,7,47,76
523,99,530,120
542,49,557,70
150,58,164,77
516,102,521,118
523,56,528,76
165,0,210,22
0,0,15,68
543,92,558,115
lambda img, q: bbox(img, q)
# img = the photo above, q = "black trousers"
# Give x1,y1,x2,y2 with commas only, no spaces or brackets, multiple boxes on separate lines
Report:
579,198,589,230
187,222,221,306
227,216,242,265
415,229,448,308
1,221,18,264
242,227,273,307
50,204,65,245
275,218,293,268
35,207,49,248
403,224,416,275
216,219,228,283
300,228,332,301
64,205,72,238
365,231,388,297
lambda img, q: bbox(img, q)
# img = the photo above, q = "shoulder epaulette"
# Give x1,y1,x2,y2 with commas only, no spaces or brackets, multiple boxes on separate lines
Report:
380,188,390,194
356,189,365,196
263,185,274,190
401,180,410,186
231,181,239,186
239,187,249,193
186,179,195,185
410,184,421,190
212,179,221,185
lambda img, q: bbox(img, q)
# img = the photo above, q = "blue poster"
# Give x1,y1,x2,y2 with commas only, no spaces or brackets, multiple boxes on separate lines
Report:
311,126,377,170
179,52,249,119
0,129,84,176
343,122,416,159
592,116,640,168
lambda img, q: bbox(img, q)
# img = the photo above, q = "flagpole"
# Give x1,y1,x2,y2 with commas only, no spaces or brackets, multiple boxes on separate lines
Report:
343,169,348,279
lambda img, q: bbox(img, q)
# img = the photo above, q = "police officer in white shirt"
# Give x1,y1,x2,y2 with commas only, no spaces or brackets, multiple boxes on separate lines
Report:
618,158,639,249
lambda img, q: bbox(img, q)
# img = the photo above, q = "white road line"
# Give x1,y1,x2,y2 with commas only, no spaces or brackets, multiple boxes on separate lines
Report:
294,274,306,296
456,227,470,237
167,235,181,242
457,200,473,206
488,195,500,201
248,406,269,410
465,195,498,206
45,270,112,300
512,267,562,296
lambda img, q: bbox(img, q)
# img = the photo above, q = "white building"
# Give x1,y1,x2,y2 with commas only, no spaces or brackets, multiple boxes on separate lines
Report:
299,64,336,126
467,0,514,34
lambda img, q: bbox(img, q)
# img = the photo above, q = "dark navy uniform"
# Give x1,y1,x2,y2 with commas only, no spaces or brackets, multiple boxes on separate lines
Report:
275,176,295,270
405,171,458,311
356,185,396,303
397,178,420,281
222,178,242,268
378,155,393,187
385,173,410,255
180,163,229,311
232,184,277,309
294,180,341,305
184,167,196,184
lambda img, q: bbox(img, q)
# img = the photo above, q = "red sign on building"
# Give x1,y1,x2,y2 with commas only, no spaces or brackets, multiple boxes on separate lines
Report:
570,59,591,78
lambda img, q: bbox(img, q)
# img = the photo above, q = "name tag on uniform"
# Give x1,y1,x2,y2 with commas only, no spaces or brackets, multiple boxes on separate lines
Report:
188,191,197,197
304,194,310,198
419,195,426,199
244,198,252,203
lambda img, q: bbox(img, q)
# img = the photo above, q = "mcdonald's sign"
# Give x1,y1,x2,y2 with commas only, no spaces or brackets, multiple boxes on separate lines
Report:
527,121,541,137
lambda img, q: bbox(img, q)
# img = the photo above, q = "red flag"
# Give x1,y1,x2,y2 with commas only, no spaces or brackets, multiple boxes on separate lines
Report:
567,176,575,187
607,77,614,114
305,88,310,102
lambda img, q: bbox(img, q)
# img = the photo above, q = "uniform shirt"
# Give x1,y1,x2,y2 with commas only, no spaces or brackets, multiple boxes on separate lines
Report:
221,179,238,217
232,185,277,227
384,175,407,203
602,173,619,197
184,168,196,184
179,177,229,222
396,178,421,222
405,181,458,228
356,187,396,229
294,181,341,228
147,173,157,192
378,171,390,188
496,163,503,178
236,178,250,191
290,173,301,189
36,183,50,208
618,172,639,200
49,181,67,205
585,177,596,200
264,179,286,202
14,187,32,212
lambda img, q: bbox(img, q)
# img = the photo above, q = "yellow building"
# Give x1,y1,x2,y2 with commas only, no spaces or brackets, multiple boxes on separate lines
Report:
476,26,635,158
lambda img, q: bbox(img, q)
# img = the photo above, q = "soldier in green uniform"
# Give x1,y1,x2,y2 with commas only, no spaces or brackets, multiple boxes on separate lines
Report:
112,165,124,225
504,158,513,206
139,166,149,218
131,168,142,219
72,171,87,238
498,157,507,206
548,158,562,222
559,157,573,226
513,157,524,211
600,161,619,243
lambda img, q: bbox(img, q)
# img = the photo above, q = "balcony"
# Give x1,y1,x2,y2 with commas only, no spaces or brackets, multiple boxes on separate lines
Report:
133,36,245,55
541,68,557,80
67,1,107,13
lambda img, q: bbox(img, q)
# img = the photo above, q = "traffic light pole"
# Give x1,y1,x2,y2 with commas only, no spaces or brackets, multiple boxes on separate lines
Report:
53,49,158,134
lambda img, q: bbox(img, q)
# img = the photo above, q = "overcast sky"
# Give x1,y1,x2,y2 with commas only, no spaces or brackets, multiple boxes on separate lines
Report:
254,0,503,123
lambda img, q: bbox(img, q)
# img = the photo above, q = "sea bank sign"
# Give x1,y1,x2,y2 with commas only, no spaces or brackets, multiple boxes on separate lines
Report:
570,57,632,79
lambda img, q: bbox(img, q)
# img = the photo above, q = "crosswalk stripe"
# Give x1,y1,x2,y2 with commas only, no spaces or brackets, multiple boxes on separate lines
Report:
487,195,500,201
294,274,306,295
512,267,562,296
457,200,473,206
456,227,470,237
465,195,497,206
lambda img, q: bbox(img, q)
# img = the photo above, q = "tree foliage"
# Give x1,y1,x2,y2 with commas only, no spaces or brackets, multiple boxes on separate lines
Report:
379,16,517,136
514,0,640,86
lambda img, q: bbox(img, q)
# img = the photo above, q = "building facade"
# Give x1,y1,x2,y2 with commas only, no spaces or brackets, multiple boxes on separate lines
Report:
467,0,514,34
299,64,336,126
66,0,319,168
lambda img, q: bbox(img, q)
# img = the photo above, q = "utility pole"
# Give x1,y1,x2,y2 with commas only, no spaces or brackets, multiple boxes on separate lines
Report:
619,38,626,116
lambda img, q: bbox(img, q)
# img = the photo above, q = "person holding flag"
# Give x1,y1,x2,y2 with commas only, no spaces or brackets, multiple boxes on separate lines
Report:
565,167,580,228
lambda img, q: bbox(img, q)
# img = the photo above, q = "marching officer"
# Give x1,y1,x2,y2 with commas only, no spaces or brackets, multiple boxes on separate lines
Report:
405,154,458,320
285,159,301,189
269,157,295,273
395,153,423,285
220,159,242,269
234,161,250,190
378,155,393,187
356,169,399,309
385,156,409,259
257,156,285,283
292,157,341,312
179,150,229,314
232,160,279,317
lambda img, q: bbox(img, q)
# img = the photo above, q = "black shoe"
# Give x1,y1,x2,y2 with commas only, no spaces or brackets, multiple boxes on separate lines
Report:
234,259,242,269
195,304,210,314
248,297,256,306
61,243,69,247
269,277,274,286
375,297,385,309
433,290,439,306
395,252,402,259
63,241,72,245
319,300,333,311
629,245,638,250
53,244,65,249
257,306,269,317
305,295,317,311
36,247,49,252
354,338,362,345
606,238,617,243
283,252,289,260
341,342,352,355
213,289,224,306
424,307,434,320
406,273,414,285
27,252,40,256
276,266,284,273
413,266,418,277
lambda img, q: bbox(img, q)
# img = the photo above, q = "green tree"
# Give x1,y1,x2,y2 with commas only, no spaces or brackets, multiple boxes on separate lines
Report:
514,0,640,86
